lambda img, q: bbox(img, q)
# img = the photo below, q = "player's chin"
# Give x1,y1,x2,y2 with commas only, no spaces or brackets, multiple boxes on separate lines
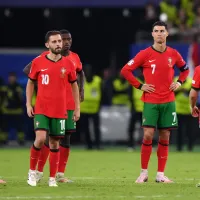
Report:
156,39,164,43
54,49,62,54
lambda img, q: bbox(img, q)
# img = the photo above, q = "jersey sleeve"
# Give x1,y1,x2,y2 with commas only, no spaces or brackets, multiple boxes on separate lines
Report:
75,54,82,72
40,51,49,56
174,50,187,70
120,50,146,88
192,67,200,90
28,60,39,81
174,50,189,84
67,60,77,83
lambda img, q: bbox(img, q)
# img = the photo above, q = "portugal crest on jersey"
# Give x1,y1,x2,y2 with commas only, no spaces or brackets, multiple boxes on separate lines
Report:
60,67,66,78
168,57,173,67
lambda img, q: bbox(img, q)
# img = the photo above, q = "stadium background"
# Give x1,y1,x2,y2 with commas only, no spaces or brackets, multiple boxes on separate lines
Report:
1,0,200,149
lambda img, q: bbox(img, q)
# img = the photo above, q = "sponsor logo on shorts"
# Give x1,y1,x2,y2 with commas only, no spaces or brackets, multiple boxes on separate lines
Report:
172,122,177,126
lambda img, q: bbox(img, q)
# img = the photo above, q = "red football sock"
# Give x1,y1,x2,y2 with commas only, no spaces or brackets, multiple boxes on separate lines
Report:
49,149,60,178
157,139,169,172
37,144,50,172
58,145,70,173
30,144,41,170
141,139,152,170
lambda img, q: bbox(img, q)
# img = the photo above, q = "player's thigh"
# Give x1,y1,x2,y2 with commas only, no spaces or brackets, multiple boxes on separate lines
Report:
142,103,159,128
65,110,76,133
34,114,49,132
157,101,178,129
49,118,66,137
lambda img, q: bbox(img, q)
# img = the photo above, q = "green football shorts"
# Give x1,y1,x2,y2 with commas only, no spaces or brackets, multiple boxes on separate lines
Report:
142,101,178,129
34,114,66,137
65,110,76,133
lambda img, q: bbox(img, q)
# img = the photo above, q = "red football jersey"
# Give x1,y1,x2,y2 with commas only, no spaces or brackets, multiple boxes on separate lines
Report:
28,55,76,118
192,66,200,89
121,46,189,104
40,50,82,110
40,51,49,56
66,51,82,110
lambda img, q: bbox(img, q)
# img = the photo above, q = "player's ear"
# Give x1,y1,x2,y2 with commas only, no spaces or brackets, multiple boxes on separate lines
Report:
151,31,154,38
45,42,49,49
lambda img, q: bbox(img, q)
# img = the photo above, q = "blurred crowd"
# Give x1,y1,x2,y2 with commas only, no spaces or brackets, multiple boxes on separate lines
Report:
136,0,200,42
0,65,199,151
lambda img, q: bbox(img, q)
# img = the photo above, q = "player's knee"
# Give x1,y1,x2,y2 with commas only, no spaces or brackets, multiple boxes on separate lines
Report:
159,129,170,140
143,128,154,140
35,130,46,147
49,137,60,149
60,134,71,148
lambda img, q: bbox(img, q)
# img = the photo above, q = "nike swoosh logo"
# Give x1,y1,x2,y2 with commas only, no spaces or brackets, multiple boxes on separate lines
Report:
60,131,65,134
172,122,177,125
41,69,48,71
149,60,156,62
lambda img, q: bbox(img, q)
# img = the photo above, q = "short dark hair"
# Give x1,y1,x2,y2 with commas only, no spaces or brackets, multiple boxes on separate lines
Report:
60,29,71,35
152,21,168,30
45,30,61,42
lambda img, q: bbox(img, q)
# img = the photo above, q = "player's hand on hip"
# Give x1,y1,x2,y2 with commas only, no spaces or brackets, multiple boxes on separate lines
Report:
73,108,80,122
79,89,84,102
169,82,181,91
141,84,155,93
190,106,199,117
26,105,34,117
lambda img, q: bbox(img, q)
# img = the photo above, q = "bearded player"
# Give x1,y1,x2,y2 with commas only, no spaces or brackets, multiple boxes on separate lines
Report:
23,30,84,183
121,21,189,183
26,30,80,187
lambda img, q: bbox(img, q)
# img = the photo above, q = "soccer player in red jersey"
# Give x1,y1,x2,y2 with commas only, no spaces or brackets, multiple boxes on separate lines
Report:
23,30,84,183
189,66,200,117
26,30,80,187
121,21,189,183
189,67,200,187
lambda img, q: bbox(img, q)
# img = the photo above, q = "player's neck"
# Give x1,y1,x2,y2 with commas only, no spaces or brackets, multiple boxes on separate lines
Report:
47,53,62,62
152,43,166,53
62,50,70,57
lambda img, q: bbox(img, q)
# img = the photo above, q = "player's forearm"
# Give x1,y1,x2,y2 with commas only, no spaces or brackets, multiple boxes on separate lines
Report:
189,89,198,108
177,69,189,84
120,67,142,89
26,79,35,107
23,62,32,76
77,70,85,90
71,82,80,109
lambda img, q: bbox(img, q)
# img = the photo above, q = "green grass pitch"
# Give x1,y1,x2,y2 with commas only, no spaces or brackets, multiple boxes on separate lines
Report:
0,148,200,200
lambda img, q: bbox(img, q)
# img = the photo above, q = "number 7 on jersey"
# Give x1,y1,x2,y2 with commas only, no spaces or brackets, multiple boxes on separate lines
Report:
151,64,156,74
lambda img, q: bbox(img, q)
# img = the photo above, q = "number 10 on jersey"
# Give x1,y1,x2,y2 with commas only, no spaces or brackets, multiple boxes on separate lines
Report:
151,64,156,74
